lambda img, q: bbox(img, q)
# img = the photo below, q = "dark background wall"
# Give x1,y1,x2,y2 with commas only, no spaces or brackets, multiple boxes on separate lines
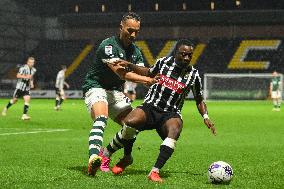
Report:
1,0,284,92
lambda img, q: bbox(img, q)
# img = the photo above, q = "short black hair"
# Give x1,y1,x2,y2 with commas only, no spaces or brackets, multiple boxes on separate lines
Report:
121,12,141,23
61,65,67,69
173,39,194,55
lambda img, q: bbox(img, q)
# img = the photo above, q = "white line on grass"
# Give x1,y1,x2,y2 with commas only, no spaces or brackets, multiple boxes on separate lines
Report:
0,129,70,136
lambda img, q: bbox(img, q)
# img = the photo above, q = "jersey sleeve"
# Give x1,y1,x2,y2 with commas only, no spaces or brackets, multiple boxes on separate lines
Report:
18,66,25,74
58,71,64,79
96,43,120,63
32,68,37,75
191,71,203,99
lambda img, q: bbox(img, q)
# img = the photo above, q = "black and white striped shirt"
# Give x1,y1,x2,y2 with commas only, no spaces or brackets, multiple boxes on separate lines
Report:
144,56,203,114
55,70,65,90
16,65,36,91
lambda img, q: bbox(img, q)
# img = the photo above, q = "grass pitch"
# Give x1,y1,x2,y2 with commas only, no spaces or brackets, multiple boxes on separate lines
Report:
0,99,283,189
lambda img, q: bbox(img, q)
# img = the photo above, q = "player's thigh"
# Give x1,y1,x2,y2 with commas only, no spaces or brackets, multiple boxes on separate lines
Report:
12,96,18,103
124,108,147,129
271,91,281,99
23,95,30,102
108,90,132,123
91,102,108,119
277,91,282,100
84,88,109,119
113,108,132,126
12,89,21,102
271,91,276,99
55,88,60,98
60,90,65,99
23,90,31,102
162,117,183,140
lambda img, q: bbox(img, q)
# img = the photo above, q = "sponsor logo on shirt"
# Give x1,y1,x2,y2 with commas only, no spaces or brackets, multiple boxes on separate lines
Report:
159,74,187,94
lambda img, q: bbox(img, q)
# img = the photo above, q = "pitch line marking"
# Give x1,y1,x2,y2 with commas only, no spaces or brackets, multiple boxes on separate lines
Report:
0,129,70,136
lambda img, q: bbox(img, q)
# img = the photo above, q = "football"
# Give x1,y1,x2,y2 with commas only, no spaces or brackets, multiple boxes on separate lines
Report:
208,161,233,184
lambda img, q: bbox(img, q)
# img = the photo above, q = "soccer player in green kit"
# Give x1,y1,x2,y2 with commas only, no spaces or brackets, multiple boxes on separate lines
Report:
82,12,158,176
270,71,282,111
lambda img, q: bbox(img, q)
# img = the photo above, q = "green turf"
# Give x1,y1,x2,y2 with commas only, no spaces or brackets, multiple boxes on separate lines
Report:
0,99,283,188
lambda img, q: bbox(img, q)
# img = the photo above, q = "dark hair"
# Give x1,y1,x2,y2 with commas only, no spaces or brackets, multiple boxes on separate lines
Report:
61,65,67,69
121,12,141,23
173,39,194,55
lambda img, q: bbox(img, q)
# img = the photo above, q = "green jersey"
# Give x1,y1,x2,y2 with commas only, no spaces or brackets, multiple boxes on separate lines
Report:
271,76,281,91
82,36,144,93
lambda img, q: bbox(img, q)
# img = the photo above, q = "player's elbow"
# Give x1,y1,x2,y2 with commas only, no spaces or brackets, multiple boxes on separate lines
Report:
195,96,203,105
118,72,127,80
119,75,126,80
115,69,128,80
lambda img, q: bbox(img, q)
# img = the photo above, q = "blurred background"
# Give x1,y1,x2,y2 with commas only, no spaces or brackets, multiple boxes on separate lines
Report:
0,0,283,99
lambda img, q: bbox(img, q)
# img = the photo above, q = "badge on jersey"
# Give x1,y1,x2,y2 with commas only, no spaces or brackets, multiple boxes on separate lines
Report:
105,46,113,56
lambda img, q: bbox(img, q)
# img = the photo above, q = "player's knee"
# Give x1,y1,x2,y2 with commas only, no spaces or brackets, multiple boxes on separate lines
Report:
114,108,132,125
124,113,144,129
121,124,137,139
24,97,30,101
124,118,143,130
124,117,135,128
169,124,183,140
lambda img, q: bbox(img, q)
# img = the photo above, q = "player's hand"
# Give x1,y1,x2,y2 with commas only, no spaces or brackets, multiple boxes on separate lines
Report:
204,118,216,136
146,74,160,86
145,78,156,86
154,74,161,81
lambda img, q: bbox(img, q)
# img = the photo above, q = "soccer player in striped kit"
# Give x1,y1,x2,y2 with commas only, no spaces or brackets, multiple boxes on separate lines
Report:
2,57,36,120
54,65,70,111
270,71,282,111
101,39,217,182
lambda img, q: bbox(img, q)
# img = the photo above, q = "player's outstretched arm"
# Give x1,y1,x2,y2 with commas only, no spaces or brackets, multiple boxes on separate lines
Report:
204,117,216,136
30,80,34,89
64,82,70,89
195,96,217,136
17,73,32,79
106,60,158,85
124,72,158,85
111,59,150,76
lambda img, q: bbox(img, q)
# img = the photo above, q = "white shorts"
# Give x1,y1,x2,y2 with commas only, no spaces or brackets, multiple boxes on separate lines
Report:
271,91,282,99
84,88,132,119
